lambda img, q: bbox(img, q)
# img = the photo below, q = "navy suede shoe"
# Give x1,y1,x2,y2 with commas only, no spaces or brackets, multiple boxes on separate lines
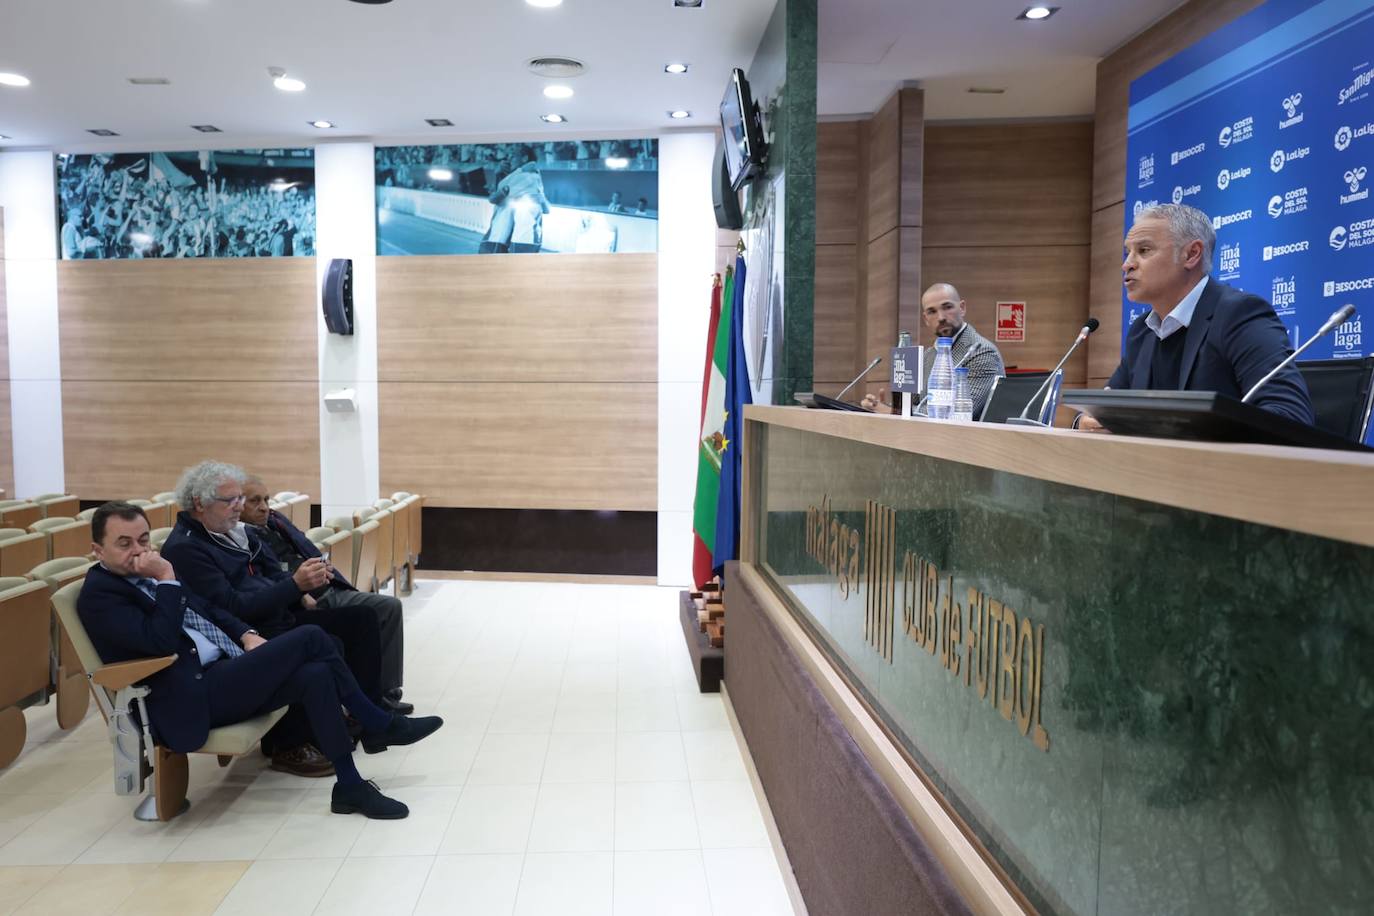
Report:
362,714,444,754
330,780,408,819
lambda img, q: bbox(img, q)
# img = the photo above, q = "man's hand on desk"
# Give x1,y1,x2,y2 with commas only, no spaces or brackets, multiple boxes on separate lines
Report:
1073,414,1110,433
860,389,891,412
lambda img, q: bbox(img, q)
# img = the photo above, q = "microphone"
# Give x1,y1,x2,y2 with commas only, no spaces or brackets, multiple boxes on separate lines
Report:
1242,304,1358,404
1008,318,1100,426
836,356,882,401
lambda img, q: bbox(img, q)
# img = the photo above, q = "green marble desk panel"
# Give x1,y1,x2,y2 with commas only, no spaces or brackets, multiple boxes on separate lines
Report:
746,416,1374,916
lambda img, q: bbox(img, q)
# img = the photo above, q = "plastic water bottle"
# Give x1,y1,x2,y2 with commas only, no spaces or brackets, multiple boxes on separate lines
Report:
927,337,954,420
953,366,974,423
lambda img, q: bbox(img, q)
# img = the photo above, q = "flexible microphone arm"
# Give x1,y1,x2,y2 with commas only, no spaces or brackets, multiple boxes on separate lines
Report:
1243,304,1357,403
836,357,882,401
1016,318,1100,421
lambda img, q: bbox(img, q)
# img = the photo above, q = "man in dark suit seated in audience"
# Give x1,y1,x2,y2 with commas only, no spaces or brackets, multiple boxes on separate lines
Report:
78,501,442,819
239,477,409,715
161,460,394,777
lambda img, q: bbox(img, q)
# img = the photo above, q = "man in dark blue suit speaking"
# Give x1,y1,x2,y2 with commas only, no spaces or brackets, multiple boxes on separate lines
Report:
1077,203,1313,431
78,501,442,819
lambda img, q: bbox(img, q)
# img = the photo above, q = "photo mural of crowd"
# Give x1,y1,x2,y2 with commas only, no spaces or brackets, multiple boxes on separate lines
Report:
375,139,658,256
56,149,316,260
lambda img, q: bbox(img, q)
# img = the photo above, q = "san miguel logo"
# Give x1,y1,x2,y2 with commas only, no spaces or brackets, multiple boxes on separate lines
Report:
805,496,1051,752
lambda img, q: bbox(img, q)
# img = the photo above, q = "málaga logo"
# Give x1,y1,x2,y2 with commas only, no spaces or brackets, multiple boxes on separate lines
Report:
1137,154,1155,188
1280,93,1304,129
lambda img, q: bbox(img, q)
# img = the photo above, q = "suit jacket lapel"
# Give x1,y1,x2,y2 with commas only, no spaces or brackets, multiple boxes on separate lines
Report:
1179,278,1220,389
1132,329,1157,388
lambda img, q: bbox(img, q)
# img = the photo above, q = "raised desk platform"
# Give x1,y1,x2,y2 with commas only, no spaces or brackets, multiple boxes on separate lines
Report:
728,405,1374,916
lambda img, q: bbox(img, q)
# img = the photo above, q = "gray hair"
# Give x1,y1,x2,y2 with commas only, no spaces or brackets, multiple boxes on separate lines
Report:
1135,203,1215,274
176,460,247,512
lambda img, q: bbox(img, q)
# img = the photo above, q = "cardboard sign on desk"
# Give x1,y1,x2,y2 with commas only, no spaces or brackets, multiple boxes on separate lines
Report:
890,346,925,395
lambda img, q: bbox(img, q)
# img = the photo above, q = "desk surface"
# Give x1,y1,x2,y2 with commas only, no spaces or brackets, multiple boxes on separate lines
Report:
745,405,1374,547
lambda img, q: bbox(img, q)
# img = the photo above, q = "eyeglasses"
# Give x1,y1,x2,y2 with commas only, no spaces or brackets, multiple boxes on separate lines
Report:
210,494,246,507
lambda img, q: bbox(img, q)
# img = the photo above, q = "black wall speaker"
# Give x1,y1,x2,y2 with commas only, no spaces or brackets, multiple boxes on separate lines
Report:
322,258,355,335
713,138,744,231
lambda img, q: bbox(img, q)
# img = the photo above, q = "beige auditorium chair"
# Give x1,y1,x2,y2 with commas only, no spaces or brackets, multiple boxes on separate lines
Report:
0,578,54,768
369,508,395,594
51,581,288,822
275,492,311,531
152,492,182,520
34,494,80,519
149,527,174,550
0,528,48,578
352,519,381,593
389,499,414,596
320,529,358,585
304,526,335,545
28,556,96,730
0,501,43,531
129,499,172,530
77,507,98,521
29,516,93,561
393,492,424,574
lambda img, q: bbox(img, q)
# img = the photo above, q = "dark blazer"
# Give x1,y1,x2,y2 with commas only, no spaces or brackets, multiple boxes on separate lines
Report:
257,509,356,592
1108,278,1314,425
161,511,302,637
77,563,250,752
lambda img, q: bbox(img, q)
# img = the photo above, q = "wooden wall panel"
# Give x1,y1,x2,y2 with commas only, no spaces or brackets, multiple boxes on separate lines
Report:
897,227,923,335
0,209,11,496
62,381,320,500
921,246,1091,384
376,254,657,383
1088,202,1127,384
816,122,860,246
865,94,901,242
1092,0,1262,214
898,89,925,231
57,259,317,381
813,244,858,389
864,231,899,371
924,122,1093,249
379,382,656,511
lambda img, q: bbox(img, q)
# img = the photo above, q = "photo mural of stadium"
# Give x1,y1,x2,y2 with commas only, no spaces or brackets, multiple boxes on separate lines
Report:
375,139,658,255
56,148,316,260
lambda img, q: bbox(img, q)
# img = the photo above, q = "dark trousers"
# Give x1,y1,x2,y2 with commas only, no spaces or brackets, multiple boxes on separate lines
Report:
205,625,357,760
295,602,383,701
317,589,404,693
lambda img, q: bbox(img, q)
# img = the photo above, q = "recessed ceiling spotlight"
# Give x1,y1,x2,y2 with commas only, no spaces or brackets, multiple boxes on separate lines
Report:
268,67,306,92
1017,5,1059,20
128,77,171,86
526,0,563,7
543,85,574,99
668,109,691,119
425,118,454,127
428,168,454,181
541,113,567,123
348,0,395,4
966,87,1006,94
87,129,119,136
664,63,689,74
673,0,704,7
0,72,31,87
310,120,335,129
192,124,223,132
0,134,10,140
604,157,629,169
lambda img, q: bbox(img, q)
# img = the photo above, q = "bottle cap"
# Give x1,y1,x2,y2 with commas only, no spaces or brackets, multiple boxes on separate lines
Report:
955,366,969,375
935,337,952,348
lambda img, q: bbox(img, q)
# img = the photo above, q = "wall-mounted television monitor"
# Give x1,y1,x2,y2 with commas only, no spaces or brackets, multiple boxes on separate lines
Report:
720,68,766,191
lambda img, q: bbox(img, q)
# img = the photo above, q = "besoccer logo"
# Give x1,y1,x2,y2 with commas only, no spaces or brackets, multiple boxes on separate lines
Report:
1283,94,1302,119
1218,126,1233,148
1172,186,1184,204
1268,195,1284,218
1330,226,1349,251
1270,150,1286,172
1347,167,1368,193
1336,126,1354,151
1324,281,1336,296
1217,169,1231,190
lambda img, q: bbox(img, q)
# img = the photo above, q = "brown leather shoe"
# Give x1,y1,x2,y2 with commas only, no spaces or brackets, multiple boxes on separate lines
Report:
269,743,336,777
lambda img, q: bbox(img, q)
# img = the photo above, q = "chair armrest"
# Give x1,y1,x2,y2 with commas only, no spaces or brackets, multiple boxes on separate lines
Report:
91,655,178,691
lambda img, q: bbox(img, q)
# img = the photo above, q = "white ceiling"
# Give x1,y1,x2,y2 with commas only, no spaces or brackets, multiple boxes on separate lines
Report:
0,0,1189,152
819,0,1187,120
0,0,775,151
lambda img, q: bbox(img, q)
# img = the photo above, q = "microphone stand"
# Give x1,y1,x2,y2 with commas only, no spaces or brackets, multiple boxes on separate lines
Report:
836,357,882,402
1243,304,1357,403
1007,321,1098,427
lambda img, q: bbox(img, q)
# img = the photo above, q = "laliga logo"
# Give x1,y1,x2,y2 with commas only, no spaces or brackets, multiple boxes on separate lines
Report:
1172,186,1184,204
1218,125,1233,148
1336,126,1354,151
1268,195,1284,218
1217,169,1230,190
1270,150,1286,172
1331,226,1349,251
1283,93,1302,118
1347,167,1368,193
1133,200,1144,219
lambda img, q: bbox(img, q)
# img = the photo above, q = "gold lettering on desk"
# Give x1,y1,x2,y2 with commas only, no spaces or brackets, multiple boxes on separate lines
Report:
864,501,895,662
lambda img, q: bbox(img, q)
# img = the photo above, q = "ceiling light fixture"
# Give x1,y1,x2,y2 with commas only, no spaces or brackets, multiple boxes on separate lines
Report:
668,109,691,119
673,0,704,8
1017,5,1059,20
664,63,689,74
310,120,335,128
543,85,574,100
268,67,306,92
87,129,119,136
0,134,10,141
192,124,223,132
425,118,454,127
428,168,454,181
128,77,171,86
0,72,31,87
348,0,395,4
541,113,567,123
967,87,1006,94
525,0,563,7
604,157,629,169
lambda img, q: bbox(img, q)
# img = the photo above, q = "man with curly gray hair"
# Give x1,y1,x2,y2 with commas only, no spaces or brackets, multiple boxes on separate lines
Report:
162,459,391,776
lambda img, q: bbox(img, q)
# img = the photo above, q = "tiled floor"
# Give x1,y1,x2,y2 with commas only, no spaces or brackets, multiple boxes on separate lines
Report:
0,580,796,915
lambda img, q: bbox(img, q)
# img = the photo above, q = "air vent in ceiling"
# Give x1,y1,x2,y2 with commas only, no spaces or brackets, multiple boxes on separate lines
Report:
527,57,586,78
128,77,171,85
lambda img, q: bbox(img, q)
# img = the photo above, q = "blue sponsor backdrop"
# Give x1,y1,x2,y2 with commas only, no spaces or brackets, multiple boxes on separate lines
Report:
1126,0,1374,380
